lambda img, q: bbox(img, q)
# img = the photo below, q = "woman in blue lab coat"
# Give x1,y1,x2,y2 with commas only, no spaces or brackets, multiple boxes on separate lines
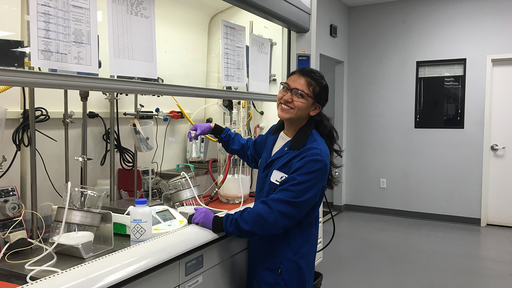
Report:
189,67,342,288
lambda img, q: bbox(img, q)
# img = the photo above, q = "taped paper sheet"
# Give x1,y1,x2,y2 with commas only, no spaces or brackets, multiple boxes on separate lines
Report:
29,0,99,74
221,20,247,88
249,33,271,93
107,0,157,79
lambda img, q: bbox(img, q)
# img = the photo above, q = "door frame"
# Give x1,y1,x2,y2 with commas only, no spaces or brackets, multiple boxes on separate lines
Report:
319,53,345,207
481,54,512,227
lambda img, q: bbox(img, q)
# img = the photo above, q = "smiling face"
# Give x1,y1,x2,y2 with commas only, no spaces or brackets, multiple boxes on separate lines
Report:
277,74,321,137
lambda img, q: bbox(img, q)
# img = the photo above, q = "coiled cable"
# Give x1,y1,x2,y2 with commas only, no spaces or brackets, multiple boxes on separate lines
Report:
88,107,134,170
1,88,54,179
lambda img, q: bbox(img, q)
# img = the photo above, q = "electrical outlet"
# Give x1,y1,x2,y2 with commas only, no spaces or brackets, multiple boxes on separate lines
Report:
379,179,386,189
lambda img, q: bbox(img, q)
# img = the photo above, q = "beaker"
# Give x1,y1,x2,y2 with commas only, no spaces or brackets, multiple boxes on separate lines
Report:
130,119,155,152
63,185,107,212
217,152,251,204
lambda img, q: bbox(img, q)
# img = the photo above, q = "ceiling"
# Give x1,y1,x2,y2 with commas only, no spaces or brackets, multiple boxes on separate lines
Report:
340,0,399,7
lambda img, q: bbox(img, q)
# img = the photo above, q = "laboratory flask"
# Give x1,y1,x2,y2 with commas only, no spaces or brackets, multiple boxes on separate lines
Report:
217,150,250,203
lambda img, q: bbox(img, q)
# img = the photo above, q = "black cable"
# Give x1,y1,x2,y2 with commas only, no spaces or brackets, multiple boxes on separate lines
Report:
12,107,51,149
96,113,108,165
116,97,135,170
0,88,62,198
251,101,264,115
2,88,51,178
36,149,63,198
317,193,336,253
93,113,109,166
88,110,134,170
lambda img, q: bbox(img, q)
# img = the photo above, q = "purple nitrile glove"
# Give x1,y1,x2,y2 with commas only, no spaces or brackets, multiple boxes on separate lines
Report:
188,123,213,140
191,207,215,230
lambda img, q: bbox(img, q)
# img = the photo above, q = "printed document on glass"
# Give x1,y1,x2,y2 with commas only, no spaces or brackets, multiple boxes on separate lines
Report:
107,0,157,79
29,0,99,74
221,20,247,87
249,33,271,94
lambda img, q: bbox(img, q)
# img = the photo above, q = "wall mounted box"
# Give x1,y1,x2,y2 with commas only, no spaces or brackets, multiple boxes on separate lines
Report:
330,24,338,38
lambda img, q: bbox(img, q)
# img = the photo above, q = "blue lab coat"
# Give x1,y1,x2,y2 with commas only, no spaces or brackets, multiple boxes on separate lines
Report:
212,118,330,288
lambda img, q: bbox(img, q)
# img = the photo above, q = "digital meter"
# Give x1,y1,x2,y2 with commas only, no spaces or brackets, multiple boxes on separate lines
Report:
113,205,187,237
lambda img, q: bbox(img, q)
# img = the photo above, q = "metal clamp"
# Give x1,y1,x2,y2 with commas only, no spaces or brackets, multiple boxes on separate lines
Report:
75,155,93,162
0,155,7,172
62,110,75,124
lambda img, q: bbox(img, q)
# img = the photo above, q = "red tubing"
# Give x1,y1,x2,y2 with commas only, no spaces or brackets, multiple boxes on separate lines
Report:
205,154,231,206
208,158,218,186
207,155,232,189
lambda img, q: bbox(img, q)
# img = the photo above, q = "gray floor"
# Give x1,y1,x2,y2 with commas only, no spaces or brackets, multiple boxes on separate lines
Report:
316,211,512,288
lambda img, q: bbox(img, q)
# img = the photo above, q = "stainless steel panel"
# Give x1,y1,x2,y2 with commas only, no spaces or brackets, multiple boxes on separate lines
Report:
120,260,180,288
179,236,248,283
180,248,248,288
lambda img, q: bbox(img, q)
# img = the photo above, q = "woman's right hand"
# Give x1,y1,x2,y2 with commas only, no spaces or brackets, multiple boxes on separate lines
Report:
188,123,213,140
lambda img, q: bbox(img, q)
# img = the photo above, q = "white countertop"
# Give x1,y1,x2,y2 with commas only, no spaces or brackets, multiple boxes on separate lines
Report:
19,203,253,288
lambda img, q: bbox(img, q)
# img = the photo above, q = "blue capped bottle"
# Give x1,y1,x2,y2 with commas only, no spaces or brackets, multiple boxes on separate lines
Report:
130,198,152,245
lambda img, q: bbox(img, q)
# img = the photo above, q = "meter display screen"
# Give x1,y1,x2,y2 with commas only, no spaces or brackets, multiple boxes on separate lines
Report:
156,209,175,223
152,215,160,226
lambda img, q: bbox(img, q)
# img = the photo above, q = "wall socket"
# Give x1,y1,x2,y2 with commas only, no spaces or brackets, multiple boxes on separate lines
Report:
379,179,386,189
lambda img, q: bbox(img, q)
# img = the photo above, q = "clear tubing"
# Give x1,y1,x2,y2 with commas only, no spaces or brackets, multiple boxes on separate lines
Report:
181,172,228,213
190,103,217,122
24,182,73,282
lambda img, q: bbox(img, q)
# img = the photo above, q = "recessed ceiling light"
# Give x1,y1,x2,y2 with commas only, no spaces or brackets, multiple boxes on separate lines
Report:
0,31,14,37
11,47,30,53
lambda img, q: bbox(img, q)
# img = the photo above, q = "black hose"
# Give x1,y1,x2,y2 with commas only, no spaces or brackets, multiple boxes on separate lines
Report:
317,193,336,253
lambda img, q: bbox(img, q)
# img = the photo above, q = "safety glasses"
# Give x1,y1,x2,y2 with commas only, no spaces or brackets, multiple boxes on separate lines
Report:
279,82,315,102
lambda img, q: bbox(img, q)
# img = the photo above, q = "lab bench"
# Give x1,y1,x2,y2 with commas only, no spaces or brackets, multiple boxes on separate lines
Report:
0,209,249,288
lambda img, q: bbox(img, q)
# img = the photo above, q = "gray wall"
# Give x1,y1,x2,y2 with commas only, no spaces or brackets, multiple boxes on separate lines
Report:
345,0,512,218
316,0,349,204
316,0,348,62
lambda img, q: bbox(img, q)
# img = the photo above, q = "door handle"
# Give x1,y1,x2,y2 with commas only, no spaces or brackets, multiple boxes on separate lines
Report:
491,144,506,151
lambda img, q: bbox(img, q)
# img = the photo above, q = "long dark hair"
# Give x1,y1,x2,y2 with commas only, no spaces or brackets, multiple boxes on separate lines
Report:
289,67,343,190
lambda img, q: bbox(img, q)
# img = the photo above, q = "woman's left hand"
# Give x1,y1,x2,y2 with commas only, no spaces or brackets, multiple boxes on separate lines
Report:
190,207,214,230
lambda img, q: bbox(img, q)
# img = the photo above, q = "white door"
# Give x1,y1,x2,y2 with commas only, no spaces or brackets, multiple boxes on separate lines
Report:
482,55,512,226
